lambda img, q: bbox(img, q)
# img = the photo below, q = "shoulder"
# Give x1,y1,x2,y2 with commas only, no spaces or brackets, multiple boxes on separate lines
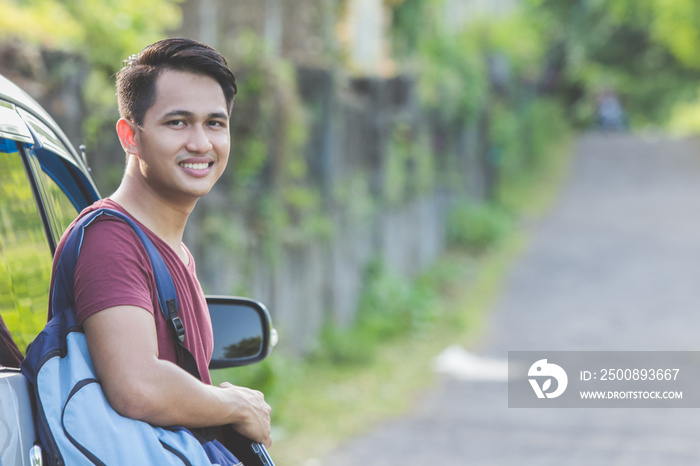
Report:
72,199,146,252
72,204,157,315
76,208,151,271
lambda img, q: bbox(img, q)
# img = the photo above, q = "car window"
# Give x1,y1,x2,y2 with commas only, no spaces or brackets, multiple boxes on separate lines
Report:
0,143,54,352
0,139,79,353
24,146,81,248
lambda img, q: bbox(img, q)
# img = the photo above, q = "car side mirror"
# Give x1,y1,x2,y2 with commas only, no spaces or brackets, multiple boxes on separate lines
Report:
207,296,277,369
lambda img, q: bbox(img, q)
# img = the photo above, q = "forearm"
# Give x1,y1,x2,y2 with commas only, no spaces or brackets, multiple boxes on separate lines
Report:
101,355,270,445
83,306,271,445
105,357,230,426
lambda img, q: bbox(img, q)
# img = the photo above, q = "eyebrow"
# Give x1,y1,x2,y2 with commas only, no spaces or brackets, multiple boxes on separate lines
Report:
161,110,229,120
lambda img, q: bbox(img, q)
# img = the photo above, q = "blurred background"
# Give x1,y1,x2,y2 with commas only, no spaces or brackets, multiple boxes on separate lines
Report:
4,0,700,463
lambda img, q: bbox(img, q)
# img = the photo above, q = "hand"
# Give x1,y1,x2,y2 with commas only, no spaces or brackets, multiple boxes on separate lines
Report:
219,382,272,448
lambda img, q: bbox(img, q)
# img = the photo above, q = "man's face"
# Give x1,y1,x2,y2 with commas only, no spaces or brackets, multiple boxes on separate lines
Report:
132,69,230,203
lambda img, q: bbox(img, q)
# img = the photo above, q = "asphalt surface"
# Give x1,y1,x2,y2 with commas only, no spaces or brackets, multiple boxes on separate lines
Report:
320,133,700,465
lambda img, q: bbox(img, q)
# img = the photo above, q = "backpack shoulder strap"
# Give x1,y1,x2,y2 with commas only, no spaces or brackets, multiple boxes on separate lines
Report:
55,208,200,379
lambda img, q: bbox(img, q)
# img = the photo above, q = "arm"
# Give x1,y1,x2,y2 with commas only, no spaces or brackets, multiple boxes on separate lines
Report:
83,304,272,447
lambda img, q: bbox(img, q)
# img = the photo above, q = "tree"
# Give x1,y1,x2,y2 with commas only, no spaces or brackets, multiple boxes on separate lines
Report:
524,0,700,126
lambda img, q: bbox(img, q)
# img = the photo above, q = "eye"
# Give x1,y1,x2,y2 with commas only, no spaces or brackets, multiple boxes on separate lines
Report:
208,120,228,129
166,119,186,127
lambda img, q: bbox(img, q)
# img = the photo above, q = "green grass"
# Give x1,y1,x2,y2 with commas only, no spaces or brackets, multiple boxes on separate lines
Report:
498,136,574,217
212,231,531,466
261,238,526,466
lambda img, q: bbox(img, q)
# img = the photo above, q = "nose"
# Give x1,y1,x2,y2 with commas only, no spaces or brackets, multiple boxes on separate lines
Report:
185,125,213,154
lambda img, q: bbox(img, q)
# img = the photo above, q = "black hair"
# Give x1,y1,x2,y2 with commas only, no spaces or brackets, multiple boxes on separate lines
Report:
116,38,237,126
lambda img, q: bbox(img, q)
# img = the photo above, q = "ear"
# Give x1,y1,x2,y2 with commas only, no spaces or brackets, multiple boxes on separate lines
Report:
116,118,140,156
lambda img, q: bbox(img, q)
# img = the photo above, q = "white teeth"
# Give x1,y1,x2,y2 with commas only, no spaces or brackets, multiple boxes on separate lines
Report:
180,162,209,170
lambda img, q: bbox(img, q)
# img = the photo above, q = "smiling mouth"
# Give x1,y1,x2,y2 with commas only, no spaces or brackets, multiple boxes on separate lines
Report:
179,162,213,170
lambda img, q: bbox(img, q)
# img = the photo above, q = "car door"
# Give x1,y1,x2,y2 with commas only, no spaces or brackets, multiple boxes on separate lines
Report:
0,96,99,358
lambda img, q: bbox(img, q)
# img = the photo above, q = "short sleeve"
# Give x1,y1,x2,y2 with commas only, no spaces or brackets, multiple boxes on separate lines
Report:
73,217,156,325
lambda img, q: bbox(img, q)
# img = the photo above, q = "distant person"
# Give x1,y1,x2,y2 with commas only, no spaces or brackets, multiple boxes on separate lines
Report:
596,90,626,130
51,38,272,463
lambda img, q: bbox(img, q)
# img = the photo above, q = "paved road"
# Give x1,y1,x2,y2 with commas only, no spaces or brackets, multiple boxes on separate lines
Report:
321,133,700,465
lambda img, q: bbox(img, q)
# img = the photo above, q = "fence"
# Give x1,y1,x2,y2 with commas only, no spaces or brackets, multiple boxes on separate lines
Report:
187,66,492,355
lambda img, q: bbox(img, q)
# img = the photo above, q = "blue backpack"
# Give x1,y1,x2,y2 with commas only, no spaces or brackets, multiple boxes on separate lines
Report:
20,208,240,466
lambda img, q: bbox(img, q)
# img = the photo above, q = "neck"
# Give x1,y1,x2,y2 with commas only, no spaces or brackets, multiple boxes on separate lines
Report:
110,172,196,255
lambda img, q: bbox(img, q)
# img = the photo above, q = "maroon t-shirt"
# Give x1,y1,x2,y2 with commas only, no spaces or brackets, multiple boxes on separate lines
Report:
52,199,213,384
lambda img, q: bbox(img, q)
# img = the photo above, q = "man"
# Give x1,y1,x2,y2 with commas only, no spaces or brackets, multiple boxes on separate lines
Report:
52,38,272,453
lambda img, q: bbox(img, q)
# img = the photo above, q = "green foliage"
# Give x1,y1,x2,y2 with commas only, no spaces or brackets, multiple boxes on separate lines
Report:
0,0,181,71
389,0,444,58
317,259,439,366
384,122,436,204
356,259,439,338
626,0,700,71
389,1,572,203
389,0,492,124
488,100,520,170
523,0,700,127
492,96,570,197
479,13,547,90
416,30,488,125
279,264,436,368
333,174,375,222
447,200,512,252
519,98,570,168
667,91,700,136
220,32,327,250
0,0,82,47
